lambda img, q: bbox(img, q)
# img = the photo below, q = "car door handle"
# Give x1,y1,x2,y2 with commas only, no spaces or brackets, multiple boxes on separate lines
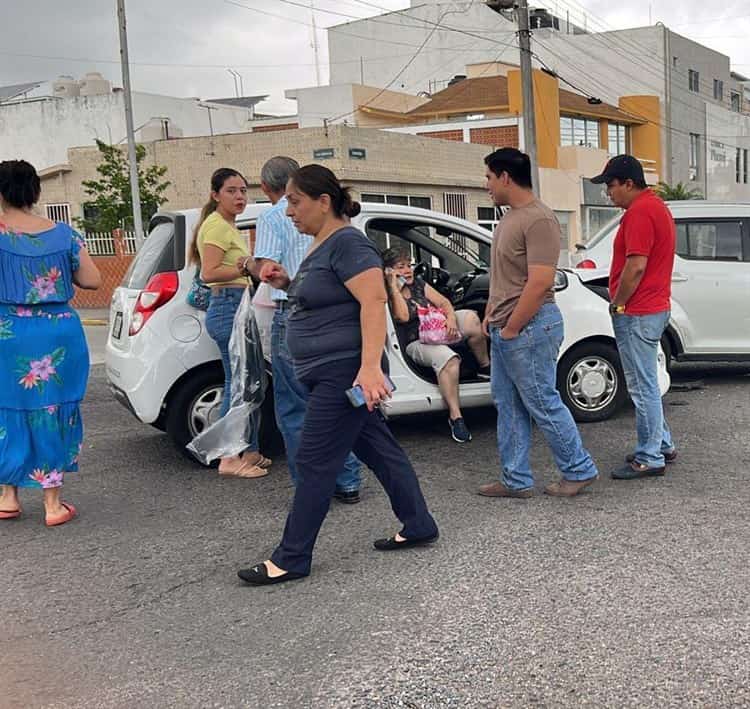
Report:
671,272,688,282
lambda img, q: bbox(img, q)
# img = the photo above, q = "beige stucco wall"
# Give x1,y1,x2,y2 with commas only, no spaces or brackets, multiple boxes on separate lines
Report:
39,125,593,245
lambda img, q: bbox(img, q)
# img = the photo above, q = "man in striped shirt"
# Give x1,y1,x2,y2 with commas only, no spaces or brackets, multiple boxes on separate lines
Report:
252,156,362,503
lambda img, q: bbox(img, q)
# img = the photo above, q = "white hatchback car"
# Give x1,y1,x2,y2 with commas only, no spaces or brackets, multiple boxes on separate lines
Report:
105,203,669,457
574,201,750,365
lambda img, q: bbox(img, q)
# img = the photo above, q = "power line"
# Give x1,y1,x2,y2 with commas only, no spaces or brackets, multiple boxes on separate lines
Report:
325,7,449,124
550,0,748,105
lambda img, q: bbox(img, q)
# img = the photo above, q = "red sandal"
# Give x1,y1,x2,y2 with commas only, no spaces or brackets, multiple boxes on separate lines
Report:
45,502,77,527
0,508,21,520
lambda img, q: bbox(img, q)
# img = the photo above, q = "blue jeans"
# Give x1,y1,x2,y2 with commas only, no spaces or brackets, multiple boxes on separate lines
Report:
271,307,361,492
205,288,259,452
491,303,598,490
612,311,675,468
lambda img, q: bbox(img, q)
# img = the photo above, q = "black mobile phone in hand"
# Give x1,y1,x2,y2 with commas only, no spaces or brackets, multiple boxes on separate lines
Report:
345,375,397,408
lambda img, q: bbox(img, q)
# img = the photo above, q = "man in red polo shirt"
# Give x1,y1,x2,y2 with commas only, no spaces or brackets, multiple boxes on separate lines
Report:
590,155,677,479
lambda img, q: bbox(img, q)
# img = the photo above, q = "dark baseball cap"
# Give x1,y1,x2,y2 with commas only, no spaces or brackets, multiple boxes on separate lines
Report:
590,154,646,184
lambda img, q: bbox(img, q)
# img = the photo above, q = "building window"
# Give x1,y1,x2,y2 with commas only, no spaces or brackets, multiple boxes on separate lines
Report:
361,193,432,210
731,91,741,112
560,116,600,148
745,149,749,184
688,69,700,93
672,56,679,68
689,133,700,180
443,192,467,220
713,79,724,101
737,148,742,183
477,206,501,232
45,203,71,224
607,123,628,156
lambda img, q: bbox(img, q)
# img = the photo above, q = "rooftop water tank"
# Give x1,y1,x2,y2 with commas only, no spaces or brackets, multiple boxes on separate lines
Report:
79,72,112,96
53,75,80,98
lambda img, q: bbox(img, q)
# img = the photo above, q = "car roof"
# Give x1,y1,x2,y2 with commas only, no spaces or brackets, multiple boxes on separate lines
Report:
664,200,750,217
155,202,494,243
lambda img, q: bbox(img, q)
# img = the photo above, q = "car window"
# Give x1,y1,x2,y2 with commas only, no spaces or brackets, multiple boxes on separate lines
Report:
675,220,744,261
364,218,489,273
121,220,175,289
584,213,621,248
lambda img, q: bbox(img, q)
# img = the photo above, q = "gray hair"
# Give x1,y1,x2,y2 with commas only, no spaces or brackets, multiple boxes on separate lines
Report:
260,156,300,193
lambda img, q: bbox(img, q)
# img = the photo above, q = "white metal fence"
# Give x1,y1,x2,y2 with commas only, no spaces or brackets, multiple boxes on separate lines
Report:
84,231,138,256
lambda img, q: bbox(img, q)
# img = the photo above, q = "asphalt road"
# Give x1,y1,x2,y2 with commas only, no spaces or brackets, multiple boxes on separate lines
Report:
3,363,750,708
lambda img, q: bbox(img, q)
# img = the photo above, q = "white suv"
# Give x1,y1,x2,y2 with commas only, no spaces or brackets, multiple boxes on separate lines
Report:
574,201,750,365
105,203,669,458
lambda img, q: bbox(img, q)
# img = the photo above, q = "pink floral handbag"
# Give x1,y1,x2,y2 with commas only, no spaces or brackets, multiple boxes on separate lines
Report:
416,304,462,345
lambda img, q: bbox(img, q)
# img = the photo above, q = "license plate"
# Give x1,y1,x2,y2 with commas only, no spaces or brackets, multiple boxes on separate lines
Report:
112,311,123,339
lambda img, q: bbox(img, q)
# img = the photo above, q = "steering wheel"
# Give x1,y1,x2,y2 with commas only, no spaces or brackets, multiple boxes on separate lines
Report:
413,261,434,286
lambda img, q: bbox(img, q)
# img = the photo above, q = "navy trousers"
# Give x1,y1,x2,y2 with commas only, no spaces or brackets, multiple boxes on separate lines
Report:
270,357,438,576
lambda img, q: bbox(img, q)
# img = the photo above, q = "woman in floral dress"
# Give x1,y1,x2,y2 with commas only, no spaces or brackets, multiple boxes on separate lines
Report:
0,160,101,526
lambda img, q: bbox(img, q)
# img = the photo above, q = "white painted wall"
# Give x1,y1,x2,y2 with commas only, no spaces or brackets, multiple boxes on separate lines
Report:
286,85,356,128
0,92,253,170
328,2,518,95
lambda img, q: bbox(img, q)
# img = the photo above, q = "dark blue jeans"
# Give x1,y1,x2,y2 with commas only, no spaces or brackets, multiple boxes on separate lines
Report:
491,303,598,490
271,307,361,492
270,356,438,576
204,287,259,453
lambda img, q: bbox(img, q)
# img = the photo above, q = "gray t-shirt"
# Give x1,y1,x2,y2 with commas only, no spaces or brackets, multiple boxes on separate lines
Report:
286,226,383,378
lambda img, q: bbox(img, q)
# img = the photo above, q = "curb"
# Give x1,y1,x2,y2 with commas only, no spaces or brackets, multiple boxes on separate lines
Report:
81,319,108,327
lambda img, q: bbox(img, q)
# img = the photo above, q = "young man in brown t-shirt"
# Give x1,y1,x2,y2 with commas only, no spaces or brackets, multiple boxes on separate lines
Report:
479,148,598,498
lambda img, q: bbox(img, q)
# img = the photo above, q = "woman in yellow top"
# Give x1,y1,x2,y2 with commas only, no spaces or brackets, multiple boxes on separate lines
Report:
189,168,270,478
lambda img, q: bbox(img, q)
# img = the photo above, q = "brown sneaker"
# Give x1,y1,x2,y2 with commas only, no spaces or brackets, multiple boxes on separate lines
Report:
544,477,597,497
477,481,533,498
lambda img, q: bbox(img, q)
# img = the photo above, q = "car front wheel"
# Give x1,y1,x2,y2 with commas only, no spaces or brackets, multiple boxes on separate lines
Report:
557,341,627,422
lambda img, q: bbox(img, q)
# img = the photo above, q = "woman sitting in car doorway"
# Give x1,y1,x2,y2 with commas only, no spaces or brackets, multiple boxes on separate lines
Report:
383,247,490,443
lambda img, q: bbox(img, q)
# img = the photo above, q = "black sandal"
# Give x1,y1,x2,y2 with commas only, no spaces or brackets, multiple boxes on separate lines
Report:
237,562,306,586
373,532,439,551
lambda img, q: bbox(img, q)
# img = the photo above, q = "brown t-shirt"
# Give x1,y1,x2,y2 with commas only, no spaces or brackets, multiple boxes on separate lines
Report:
488,199,561,328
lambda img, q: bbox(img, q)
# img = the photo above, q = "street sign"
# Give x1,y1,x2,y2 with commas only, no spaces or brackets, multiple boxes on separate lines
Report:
313,148,335,160
348,148,367,160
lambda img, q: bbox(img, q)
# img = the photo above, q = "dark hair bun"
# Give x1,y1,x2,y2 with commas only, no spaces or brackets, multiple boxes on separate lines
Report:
0,160,41,209
343,199,361,218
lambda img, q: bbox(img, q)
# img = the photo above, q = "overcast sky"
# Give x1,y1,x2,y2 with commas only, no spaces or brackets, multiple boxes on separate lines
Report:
1,0,748,114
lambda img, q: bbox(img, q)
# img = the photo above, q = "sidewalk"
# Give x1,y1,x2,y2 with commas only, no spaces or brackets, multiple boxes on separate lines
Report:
76,308,109,326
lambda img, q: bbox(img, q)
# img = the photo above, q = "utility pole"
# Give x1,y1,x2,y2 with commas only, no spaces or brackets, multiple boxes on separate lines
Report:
310,0,322,86
486,1,539,195
116,0,145,248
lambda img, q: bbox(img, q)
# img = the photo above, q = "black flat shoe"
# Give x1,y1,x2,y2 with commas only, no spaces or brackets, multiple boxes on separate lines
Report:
237,563,306,586
333,489,361,504
373,532,439,551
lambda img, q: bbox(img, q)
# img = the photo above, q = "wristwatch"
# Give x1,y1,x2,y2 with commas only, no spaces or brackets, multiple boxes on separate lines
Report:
609,303,626,315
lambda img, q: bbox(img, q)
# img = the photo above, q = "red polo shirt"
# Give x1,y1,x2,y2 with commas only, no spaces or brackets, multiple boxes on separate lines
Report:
609,190,675,315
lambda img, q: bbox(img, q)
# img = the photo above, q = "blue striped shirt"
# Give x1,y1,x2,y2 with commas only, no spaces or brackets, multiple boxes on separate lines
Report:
253,196,313,302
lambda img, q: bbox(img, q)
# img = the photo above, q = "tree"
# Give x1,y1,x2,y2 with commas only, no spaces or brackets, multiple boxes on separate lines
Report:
653,181,703,201
75,140,171,233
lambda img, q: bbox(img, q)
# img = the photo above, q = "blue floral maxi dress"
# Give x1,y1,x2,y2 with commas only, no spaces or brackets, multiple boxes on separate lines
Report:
0,221,89,489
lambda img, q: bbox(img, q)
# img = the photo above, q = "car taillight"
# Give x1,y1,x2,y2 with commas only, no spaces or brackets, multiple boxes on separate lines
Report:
129,271,179,335
576,259,597,269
